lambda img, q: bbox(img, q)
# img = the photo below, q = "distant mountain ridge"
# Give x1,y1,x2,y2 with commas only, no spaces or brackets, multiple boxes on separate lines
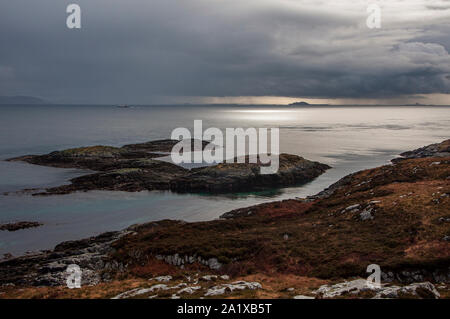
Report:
0,96,47,105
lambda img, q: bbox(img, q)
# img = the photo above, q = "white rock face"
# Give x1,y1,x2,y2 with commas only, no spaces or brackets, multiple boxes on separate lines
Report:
220,275,230,280
345,204,360,211
201,275,218,281
112,284,170,299
207,258,223,270
178,286,202,295
204,281,262,297
153,275,172,282
112,288,152,299
315,279,369,298
315,279,440,299
340,203,361,215
293,295,315,299
174,283,188,288
156,254,222,270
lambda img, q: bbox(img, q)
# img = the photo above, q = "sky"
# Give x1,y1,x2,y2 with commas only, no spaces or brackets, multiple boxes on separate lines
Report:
1,0,450,105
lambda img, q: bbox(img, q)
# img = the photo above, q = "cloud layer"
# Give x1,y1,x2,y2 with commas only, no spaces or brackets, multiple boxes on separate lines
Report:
1,0,450,103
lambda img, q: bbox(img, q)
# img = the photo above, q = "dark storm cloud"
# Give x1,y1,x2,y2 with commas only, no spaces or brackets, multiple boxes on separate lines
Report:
0,0,450,103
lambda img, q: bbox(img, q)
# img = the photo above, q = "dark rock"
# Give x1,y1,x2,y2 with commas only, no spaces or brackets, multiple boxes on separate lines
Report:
170,154,330,193
0,221,43,232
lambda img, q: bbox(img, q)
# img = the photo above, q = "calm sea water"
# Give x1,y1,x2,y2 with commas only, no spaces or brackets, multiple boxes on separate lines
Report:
0,105,449,256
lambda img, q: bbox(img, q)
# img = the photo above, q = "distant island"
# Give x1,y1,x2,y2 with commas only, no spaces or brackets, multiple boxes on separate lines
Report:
0,96,47,105
288,101,330,106
289,101,310,106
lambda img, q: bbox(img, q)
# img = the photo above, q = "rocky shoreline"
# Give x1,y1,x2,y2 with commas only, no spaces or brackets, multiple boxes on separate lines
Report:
7,139,330,195
394,139,450,162
0,139,449,299
0,229,131,287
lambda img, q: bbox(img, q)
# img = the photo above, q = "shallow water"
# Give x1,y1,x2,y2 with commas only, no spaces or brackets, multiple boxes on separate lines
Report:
0,105,448,255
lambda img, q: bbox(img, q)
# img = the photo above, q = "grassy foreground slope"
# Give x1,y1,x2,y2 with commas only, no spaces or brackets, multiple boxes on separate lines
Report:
112,151,450,280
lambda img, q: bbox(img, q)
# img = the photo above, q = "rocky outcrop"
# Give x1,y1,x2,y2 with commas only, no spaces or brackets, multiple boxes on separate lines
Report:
315,279,440,299
40,161,187,195
393,139,450,162
112,284,173,299
7,139,208,171
0,230,131,287
204,281,262,296
110,276,261,299
170,154,330,193
7,140,330,195
155,254,223,270
312,139,450,200
381,269,450,284
0,221,42,232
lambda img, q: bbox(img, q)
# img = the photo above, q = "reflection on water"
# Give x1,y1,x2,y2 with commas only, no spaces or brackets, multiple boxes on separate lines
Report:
0,105,448,256
195,188,285,199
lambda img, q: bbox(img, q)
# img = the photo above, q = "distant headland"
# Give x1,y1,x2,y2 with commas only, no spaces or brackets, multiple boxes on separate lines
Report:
289,101,310,106
288,101,330,106
0,96,47,105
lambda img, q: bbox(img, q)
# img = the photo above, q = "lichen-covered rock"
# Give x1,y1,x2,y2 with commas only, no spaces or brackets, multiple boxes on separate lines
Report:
204,281,262,296
359,208,374,221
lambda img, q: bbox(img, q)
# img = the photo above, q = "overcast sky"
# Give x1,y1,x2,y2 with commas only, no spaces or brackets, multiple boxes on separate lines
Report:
1,0,450,104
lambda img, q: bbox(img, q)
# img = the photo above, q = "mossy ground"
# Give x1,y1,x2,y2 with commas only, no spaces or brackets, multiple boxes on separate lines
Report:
60,146,124,157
